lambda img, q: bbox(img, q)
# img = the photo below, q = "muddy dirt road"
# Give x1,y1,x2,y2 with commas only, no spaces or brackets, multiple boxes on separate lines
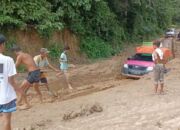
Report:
1,38,180,130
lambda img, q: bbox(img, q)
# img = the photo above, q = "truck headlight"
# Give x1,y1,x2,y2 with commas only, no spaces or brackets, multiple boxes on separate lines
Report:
146,67,153,71
123,64,128,68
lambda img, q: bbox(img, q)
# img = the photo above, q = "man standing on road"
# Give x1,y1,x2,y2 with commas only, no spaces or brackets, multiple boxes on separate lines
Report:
161,36,175,58
11,45,42,110
34,48,59,95
152,40,166,94
0,34,22,130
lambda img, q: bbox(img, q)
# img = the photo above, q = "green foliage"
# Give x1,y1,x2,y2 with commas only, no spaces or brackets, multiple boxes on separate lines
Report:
80,36,113,59
0,0,178,59
52,0,125,58
5,38,16,50
48,42,63,62
171,0,180,24
17,65,27,73
4,37,16,56
107,0,175,41
83,1,125,44
0,0,64,36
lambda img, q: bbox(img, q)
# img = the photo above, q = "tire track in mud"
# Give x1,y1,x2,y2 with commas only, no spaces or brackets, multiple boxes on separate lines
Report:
17,45,136,103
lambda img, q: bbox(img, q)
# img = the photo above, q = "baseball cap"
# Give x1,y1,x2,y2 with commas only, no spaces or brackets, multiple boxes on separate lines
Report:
0,34,6,44
40,48,50,53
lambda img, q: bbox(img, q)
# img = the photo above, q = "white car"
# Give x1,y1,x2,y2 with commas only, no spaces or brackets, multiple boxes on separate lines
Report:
165,28,175,37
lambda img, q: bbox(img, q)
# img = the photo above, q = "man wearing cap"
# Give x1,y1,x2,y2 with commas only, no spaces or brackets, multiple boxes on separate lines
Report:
11,45,42,109
0,34,22,130
34,48,59,95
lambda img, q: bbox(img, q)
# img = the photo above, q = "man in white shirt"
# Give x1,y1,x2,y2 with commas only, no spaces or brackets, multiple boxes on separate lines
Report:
0,34,22,130
152,40,165,94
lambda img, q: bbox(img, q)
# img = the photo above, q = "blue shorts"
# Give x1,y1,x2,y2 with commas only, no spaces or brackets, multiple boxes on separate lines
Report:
60,64,68,70
0,99,16,113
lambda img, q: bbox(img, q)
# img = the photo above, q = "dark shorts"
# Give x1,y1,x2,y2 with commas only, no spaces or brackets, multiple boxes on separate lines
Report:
40,72,48,84
0,99,16,113
27,69,40,84
40,77,48,84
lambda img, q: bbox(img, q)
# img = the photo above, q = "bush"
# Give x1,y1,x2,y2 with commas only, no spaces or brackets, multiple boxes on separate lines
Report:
80,36,113,59
0,0,177,59
4,37,17,56
48,42,63,62
17,65,27,73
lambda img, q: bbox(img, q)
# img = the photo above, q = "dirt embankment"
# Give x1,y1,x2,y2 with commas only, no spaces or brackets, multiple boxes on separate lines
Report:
6,29,83,63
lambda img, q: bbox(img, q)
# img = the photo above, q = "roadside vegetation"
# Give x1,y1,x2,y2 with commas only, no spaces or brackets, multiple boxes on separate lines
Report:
0,0,179,59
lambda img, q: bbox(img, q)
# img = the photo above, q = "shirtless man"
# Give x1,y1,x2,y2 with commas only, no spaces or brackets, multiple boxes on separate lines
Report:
11,45,42,109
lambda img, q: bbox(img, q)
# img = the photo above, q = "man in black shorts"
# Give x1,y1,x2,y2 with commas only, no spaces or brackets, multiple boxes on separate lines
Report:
11,45,42,110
